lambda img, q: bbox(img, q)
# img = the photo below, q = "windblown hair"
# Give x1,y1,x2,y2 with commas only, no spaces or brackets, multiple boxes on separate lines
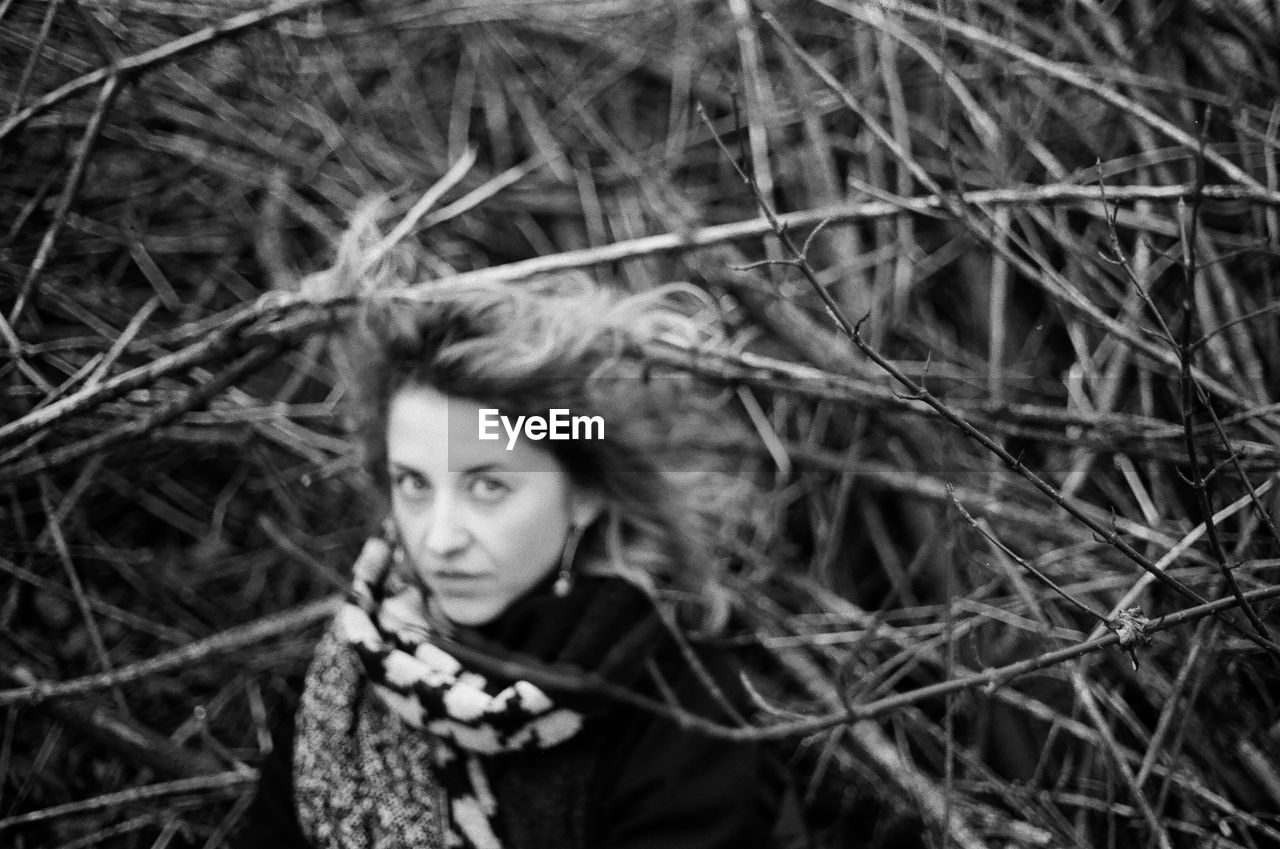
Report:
326,208,748,632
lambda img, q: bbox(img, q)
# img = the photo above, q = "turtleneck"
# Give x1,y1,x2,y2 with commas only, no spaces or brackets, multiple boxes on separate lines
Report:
445,572,666,709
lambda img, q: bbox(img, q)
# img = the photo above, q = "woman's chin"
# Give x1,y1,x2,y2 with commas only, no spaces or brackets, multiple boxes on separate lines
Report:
434,595,505,627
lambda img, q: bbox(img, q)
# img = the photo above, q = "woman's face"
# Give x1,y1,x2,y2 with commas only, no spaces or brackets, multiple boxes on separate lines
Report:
385,384,598,626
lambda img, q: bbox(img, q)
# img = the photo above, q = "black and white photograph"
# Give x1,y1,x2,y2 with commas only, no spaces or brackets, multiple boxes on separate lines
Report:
2,1,1279,847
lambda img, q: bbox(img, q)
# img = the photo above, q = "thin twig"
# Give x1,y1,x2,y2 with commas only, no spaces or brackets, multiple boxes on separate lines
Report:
9,74,122,326
5,344,282,481
695,101,854,337
4,0,62,122
0,598,340,708
1086,475,1278,641
1097,167,1178,351
761,11,1273,426
1175,134,1273,643
0,0,346,143
1102,158,1278,600
361,147,479,276
64,0,122,66
83,296,161,392
0,772,249,830
1193,303,1280,351
851,309,1280,655
393,183,1279,288
696,82,1280,658
1101,161,1280,639
1194,392,1280,553
0,300,299,449
1134,618,1212,788
950,489,1112,628
1070,668,1174,849
836,0,1280,200
36,477,129,718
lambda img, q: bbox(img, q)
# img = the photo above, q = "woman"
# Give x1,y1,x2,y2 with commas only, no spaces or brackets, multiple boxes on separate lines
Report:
235,245,783,848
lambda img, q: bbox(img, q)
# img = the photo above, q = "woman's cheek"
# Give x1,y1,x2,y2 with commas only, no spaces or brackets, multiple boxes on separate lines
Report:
390,502,429,563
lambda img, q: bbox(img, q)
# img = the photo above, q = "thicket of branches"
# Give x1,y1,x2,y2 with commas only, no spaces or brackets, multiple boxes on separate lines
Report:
2,1,1279,847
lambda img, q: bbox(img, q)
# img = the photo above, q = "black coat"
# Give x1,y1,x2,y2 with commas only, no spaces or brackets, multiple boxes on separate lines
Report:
234,581,788,849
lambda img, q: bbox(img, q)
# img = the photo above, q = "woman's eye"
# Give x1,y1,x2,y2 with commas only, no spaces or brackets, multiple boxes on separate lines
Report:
468,475,510,503
391,470,430,499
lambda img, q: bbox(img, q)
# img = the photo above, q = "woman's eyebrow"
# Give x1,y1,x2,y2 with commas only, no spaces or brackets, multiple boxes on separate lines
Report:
459,462,506,475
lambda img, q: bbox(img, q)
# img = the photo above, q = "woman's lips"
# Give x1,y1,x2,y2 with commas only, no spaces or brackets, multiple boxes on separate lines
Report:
426,573,489,596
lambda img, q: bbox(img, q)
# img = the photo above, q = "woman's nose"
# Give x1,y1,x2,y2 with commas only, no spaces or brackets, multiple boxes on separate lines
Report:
421,493,469,556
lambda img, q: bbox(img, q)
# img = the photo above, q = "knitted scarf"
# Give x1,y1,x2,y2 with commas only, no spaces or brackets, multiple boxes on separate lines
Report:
293,540,659,849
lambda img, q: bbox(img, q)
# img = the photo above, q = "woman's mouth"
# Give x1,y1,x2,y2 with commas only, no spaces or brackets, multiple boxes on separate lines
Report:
426,572,489,596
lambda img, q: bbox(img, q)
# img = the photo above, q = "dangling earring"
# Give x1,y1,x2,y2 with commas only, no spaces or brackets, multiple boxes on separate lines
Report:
554,522,585,597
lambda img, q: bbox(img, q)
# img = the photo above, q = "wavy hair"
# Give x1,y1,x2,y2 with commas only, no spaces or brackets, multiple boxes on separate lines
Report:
325,208,748,632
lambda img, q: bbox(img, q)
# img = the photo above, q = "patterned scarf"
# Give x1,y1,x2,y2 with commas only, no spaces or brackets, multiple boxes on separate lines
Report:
293,540,592,849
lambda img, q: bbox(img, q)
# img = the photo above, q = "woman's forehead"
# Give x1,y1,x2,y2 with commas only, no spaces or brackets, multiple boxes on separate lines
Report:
387,385,563,475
